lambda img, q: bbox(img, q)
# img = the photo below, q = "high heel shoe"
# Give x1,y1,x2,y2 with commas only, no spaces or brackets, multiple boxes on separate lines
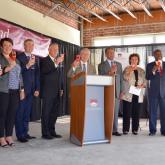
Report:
6,140,15,147
0,143,8,148
0,138,8,148
6,137,15,147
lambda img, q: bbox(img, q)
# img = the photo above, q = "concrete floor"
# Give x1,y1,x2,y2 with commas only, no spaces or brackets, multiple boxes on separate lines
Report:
0,117,165,165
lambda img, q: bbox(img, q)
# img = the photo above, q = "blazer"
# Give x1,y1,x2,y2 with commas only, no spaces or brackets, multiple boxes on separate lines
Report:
146,61,165,98
40,55,60,98
17,52,40,95
67,62,96,78
98,60,122,99
0,53,23,93
122,66,146,103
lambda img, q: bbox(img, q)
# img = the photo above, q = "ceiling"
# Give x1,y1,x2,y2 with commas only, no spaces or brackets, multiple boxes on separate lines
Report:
17,0,165,23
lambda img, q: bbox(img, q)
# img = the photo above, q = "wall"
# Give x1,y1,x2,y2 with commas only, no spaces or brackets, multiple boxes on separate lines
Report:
0,0,80,45
83,10,165,47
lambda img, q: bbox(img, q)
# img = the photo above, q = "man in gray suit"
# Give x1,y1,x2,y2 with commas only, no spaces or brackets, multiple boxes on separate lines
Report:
98,47,123,136
67,48,96,77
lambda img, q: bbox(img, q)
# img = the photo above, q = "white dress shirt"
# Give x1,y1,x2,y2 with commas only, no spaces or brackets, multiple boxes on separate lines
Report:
107,59,114,67
49,55,58,68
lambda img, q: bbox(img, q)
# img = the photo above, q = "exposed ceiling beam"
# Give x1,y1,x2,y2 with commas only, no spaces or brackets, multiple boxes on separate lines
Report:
108,0,137,19
43,0,92,23
62,5,93,23
159,0,165,12
90,0,122,20
139,0,153,17
69,0,107,22
43,3,61,17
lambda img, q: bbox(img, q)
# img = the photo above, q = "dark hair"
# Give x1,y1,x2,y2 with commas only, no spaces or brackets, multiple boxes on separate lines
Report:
105,47,115,54
129,53,140,65
0,38,13,47
153,49,162,55
24,39,34,45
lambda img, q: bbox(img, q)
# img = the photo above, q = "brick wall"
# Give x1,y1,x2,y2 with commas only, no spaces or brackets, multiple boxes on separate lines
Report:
83,10,165,47
16,0,79,30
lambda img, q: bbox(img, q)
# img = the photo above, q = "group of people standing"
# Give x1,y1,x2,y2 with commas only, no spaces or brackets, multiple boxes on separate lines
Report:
98,47,165,137
68,47,165,138
0,38,63,147
0,37,164,148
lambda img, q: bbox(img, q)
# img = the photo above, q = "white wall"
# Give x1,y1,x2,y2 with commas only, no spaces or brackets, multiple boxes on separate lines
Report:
0,0,80,45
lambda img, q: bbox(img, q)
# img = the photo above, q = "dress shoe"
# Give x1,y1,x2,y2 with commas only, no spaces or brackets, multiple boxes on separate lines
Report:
26,134,36,139
42,135,54,140
123,131,128,135
132,131,138,135
17,138,28,143
112,132,122,136
149,132,156,136
51,133,62,138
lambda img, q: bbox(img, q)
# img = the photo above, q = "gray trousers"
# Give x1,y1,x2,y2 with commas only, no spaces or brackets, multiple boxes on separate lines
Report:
113,98,120,133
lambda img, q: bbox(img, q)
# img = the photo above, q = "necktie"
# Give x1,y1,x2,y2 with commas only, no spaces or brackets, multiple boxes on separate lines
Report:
82,64,86,72
27,55,30,61
160,66,163,77
111,61,113,67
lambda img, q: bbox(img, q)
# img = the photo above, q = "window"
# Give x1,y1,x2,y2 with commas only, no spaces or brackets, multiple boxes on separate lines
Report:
155,34,165,43
93,37,121,46
123,35,153,45
93,33,165,47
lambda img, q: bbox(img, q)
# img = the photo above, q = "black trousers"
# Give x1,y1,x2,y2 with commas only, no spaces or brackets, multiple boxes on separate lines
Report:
41,96,59,136
0,90,19,138
123,95,142,132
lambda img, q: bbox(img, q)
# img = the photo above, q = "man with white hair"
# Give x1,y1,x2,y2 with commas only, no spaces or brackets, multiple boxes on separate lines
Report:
67,48,96,77
40,43,64,139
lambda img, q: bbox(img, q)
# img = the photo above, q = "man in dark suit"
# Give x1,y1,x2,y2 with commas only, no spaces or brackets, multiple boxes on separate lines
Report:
40,43,64,139
15,39,40,142
67,48,96,77
146,49,165,136
98,47,122,136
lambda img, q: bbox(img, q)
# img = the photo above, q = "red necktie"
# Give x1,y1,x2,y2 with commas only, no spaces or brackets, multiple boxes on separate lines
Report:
160,66,163,77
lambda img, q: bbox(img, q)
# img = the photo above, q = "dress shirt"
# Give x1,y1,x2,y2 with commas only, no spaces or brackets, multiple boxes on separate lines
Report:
49,55,58,68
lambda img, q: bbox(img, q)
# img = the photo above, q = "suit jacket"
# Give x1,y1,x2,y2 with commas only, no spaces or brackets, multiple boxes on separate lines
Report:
122,66,146,103
17,52,40,96
146,61,165,98
40,55,60,98
98,60,122,98
67,63,96,78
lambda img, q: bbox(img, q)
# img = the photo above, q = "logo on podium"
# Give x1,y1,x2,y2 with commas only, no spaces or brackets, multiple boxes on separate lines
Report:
90,99,98,107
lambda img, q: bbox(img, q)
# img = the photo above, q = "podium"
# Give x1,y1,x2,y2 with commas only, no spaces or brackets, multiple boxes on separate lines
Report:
70,72,115,146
